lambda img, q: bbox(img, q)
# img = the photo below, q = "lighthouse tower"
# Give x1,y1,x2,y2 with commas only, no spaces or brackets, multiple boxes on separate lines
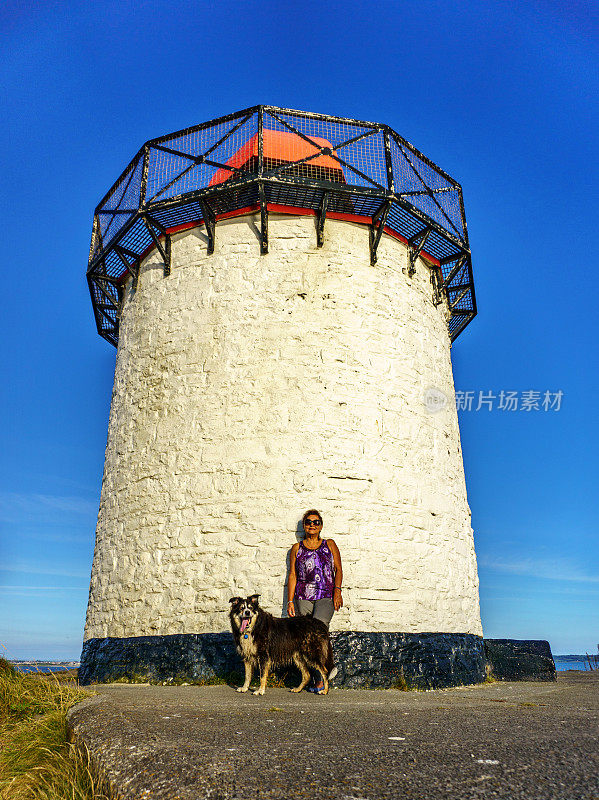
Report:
80,106,483,688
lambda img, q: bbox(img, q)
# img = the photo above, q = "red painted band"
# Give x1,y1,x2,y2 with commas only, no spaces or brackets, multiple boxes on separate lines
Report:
113,203,440,280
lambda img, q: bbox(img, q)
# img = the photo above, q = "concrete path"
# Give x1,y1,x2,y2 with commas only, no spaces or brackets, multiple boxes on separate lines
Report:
67,672,598,800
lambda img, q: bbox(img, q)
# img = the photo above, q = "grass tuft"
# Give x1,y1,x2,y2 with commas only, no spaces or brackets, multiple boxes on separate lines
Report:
390,668,419,691
0,658,16,677
0,660,106,799
391,673,409,691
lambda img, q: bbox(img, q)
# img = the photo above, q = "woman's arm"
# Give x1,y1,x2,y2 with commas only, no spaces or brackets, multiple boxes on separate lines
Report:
327,539,344,611
287,543,299,617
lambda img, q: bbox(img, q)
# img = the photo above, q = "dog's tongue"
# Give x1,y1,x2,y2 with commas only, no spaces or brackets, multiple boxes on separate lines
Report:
240,619,249,633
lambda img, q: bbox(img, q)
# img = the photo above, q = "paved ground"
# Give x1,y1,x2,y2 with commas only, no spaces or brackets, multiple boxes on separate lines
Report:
67,672,598,800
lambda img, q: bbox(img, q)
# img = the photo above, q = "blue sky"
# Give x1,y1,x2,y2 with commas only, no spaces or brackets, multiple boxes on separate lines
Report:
1,0,597,660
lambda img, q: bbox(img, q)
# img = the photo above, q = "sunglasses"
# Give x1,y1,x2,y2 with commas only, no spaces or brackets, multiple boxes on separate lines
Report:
304,519,322,527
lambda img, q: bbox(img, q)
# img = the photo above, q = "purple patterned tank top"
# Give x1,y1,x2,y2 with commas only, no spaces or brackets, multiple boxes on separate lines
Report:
295,540,334,601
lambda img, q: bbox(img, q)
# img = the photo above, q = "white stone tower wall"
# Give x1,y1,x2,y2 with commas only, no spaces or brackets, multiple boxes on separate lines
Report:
84,214,482,640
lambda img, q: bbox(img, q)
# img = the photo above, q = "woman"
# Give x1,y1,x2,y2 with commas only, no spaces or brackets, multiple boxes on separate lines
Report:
287,509,343,692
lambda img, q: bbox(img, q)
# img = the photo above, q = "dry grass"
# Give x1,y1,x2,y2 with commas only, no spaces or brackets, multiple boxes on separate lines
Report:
0,657,106,799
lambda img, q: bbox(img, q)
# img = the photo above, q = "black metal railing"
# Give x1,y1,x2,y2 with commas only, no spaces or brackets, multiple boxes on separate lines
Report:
87,105,476,346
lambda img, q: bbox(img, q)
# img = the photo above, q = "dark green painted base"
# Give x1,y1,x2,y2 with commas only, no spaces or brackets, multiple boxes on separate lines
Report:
79,631,486,689
484,639,557,681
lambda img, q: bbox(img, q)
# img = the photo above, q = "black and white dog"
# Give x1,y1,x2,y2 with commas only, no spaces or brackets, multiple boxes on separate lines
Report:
229,594,335,695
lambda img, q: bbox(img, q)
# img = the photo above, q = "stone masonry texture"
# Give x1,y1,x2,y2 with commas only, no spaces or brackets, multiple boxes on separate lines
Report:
84,214,482,642
484,639,557,681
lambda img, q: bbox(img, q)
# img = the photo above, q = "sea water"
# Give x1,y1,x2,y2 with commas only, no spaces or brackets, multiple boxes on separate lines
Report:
13,663,79,674
554,658,593,671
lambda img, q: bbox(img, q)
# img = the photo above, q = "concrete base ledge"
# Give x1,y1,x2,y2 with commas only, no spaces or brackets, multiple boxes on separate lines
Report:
66,674,599,800
79,631,486,689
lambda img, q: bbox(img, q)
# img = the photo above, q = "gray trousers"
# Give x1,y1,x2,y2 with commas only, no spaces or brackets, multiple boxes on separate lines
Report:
295,597,335,629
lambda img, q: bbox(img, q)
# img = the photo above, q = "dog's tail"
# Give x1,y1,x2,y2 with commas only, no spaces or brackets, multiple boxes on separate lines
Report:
325,639,336,678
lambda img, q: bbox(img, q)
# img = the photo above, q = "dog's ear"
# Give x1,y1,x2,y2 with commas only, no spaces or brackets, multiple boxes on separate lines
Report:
247,594,261,605
229,596,243,605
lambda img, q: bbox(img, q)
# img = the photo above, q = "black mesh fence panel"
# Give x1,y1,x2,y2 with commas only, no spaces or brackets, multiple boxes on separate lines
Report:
87,106,475,345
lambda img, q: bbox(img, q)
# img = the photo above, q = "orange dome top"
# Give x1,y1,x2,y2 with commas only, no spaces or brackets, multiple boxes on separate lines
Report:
209,129,344,186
